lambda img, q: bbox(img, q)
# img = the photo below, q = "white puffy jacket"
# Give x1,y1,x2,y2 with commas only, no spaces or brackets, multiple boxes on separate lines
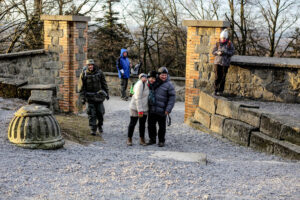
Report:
129,80,149,113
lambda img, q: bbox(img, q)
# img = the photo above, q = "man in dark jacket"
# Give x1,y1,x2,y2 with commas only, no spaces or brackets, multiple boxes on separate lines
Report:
78,59,109,135
117,49,131,101
212,29,234,95
147,67,176,147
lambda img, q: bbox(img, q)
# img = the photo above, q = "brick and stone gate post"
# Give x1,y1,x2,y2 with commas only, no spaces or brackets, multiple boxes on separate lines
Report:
183,20,230,122
41,15,90,113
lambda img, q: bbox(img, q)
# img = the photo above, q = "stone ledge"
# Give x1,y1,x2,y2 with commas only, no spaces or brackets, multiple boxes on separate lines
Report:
41,15,91,22
231,55,300,69
182,20,230,28
0,49,46,59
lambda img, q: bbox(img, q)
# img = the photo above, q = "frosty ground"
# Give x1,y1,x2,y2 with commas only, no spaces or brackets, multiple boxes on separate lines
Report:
0,97,299,200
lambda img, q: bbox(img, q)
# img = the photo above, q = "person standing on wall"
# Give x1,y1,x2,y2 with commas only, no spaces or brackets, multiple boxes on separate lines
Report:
147,67,176,147
212,29,235,96
127,73,154,146
117,48,131,101
77,59,109,136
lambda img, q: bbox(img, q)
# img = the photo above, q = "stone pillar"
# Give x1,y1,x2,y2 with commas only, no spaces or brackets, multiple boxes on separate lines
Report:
183,20,229,122
41,15,90,113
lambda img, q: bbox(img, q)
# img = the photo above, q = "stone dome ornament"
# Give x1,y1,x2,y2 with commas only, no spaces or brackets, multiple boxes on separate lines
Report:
8,104,64,149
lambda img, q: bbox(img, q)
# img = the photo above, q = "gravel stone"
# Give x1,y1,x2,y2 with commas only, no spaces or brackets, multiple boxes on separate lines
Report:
0,97,299,200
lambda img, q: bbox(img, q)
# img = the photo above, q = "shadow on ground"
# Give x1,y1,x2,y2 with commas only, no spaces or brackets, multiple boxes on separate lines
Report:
55,114,103,145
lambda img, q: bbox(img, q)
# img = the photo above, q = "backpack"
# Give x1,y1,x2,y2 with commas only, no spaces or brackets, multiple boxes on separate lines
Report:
130,81,145,97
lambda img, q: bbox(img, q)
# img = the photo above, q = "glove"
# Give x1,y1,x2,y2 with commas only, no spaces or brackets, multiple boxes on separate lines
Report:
106,95,109,100
138,112,143,118
120,69,125,78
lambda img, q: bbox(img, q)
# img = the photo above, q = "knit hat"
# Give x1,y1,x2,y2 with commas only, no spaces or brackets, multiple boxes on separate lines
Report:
139,73,147,79
147,70,157,78
157,66,168,74
220,29,229,39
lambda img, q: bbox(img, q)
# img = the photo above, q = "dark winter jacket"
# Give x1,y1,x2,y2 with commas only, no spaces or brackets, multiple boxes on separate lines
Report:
212,40,235,66
117,49,131,79
149,76,176,116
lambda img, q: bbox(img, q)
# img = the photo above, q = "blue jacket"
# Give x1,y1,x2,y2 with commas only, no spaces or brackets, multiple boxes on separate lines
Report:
149,76,176,116
117,49,130,79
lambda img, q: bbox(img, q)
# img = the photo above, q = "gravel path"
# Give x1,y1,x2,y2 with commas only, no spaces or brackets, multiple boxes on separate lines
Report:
0,97,299,200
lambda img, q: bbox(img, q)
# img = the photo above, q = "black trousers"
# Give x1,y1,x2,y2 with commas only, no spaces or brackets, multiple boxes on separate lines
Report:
128,115,148,138
215,64,229,93
87,103,105,132
120,78,128,98
148,113,167,143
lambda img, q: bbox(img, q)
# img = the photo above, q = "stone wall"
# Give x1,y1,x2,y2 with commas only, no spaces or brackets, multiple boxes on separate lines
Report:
104,72,186,102
0,49,59,84
225,55,300,103
183,20,300,122
187,91,300,160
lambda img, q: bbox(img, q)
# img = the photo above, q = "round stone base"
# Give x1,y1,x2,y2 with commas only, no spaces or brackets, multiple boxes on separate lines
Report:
13,139,65,150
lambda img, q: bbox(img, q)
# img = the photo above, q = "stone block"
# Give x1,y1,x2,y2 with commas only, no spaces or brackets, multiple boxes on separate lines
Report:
76,53,86,61
223,119,256,146
238,107,262,128
211,114,226,135
274,140,300,160
48,29,63,38
76,22,87,29
250,131,274,154
78,29,84,38
76,38,86,46
43,61,63,69
198,91,217,114
28,90,53,106
195,44,210,54
260,114,282,139
216,98,240,119
280,123,300,146
194,107,211,128
193,96,200,105
48,45,63,53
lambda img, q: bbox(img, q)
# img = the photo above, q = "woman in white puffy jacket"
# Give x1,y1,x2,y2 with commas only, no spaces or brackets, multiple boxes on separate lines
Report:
127,73,149,146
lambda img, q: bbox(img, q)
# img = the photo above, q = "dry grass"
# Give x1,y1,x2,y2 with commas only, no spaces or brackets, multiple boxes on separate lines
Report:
55,114,103,145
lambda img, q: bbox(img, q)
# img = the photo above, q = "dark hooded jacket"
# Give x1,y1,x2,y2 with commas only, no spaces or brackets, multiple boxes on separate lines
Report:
149,76,176,116
116,49,131,79
212,40,235,66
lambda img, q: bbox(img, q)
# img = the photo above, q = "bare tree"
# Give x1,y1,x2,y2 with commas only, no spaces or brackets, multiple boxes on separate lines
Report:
257,0,300,57
178,0,220,20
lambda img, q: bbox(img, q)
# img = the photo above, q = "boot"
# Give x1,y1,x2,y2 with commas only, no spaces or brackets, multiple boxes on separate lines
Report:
140,137,146,146
127,137,132,146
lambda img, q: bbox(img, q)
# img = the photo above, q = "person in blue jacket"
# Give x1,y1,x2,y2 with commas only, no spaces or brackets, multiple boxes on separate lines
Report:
117,48,131,101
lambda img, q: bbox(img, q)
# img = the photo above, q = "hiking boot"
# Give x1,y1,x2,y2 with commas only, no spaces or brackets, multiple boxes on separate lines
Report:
127,137,132,146
121,97,128,101
158,142,164,147
140,137,147,146
90,131,96,136
147,140,156,145
98,126,103,134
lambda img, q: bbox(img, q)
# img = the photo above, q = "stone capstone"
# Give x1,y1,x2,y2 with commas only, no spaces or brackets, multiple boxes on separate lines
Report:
28,90,53,109
8,104,64,149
